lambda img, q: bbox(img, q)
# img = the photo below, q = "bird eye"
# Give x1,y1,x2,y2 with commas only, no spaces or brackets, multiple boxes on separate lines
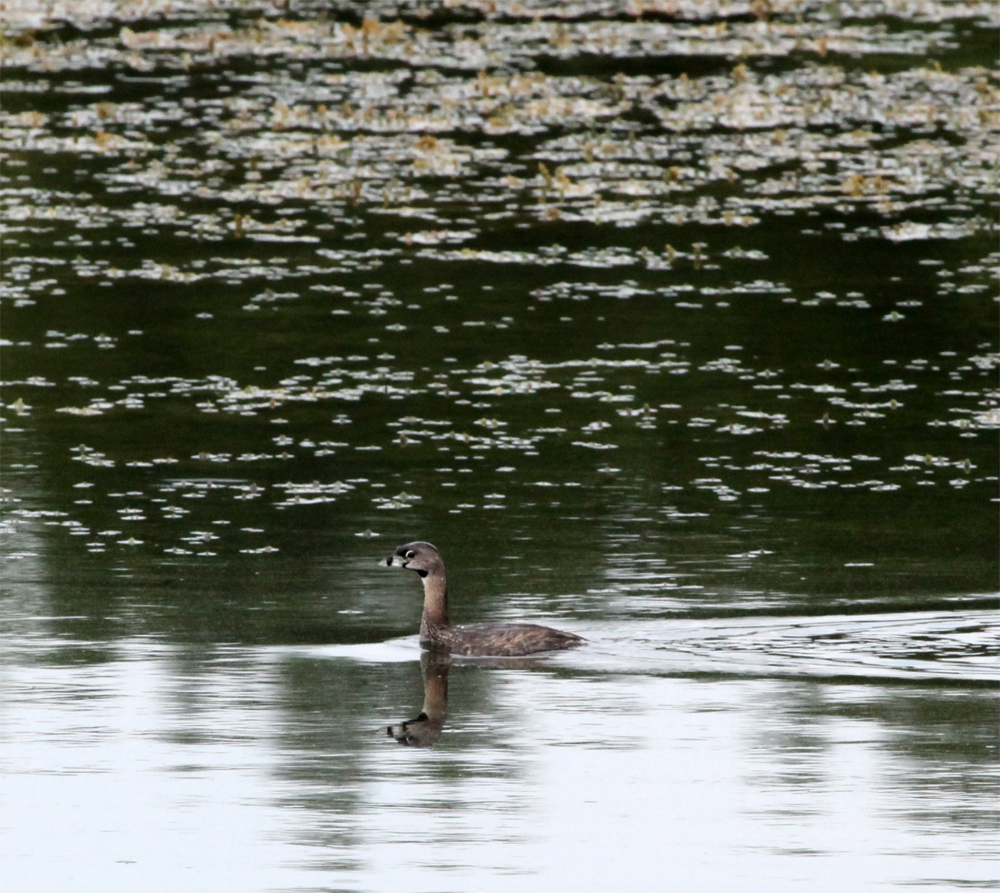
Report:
404,550,416,560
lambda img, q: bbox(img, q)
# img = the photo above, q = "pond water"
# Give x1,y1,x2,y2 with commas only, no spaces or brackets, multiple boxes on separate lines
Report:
2,1,998,891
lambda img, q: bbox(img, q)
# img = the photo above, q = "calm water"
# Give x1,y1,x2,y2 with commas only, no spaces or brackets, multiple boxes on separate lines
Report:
2,1,998,890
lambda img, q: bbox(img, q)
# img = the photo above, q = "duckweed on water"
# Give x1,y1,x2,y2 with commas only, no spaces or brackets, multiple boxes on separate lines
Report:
0,1,996,598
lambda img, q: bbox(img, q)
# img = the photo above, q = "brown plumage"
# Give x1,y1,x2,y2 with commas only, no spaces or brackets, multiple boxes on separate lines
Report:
381,541,585,657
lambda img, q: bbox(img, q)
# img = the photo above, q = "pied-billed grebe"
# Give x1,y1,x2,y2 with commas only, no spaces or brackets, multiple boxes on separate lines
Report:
381,541,585,657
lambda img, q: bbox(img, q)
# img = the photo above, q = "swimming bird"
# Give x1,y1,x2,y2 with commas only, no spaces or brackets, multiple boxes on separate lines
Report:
381,541,585,656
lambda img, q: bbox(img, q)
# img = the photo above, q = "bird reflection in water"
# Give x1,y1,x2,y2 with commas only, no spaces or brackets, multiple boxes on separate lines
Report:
384,649,569,748
385,651,450,748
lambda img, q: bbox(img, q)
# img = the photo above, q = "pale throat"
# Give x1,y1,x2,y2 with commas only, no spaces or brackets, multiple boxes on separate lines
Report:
420,571,449,632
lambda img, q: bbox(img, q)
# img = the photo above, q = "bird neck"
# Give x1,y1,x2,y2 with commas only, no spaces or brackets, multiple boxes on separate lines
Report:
420,570,450,635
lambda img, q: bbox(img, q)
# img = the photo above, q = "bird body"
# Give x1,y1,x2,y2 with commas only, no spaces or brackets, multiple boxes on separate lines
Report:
381,541,585,657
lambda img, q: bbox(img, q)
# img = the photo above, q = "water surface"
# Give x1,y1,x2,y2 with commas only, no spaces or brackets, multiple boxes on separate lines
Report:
1,1,997,890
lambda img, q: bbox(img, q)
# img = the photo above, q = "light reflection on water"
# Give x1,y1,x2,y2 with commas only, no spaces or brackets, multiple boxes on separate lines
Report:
4,617,998,893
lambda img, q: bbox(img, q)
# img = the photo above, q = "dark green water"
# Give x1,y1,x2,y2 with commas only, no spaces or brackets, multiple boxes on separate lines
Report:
2,2,997,890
